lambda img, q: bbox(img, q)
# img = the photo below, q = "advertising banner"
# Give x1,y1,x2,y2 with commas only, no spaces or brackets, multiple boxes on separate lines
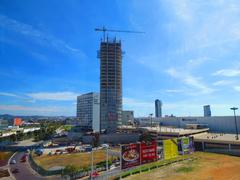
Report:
189,136,195,153
141,140,157,164
163,138,178,160
121,143,140,169
177,138,183,155
182,137,190,154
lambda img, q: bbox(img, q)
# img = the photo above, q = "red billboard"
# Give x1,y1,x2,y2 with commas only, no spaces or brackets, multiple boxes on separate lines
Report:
141,140,157,164
121,143,140,169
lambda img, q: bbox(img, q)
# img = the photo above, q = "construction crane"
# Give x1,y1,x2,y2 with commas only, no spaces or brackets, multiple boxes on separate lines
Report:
95,26,145,41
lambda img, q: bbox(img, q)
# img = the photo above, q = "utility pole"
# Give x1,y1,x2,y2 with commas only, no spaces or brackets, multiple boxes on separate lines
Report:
230,107,239,140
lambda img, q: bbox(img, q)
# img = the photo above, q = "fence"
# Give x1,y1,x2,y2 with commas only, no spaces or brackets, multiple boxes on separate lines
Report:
28,152,110,179
113,156,196,180
28,152,62,176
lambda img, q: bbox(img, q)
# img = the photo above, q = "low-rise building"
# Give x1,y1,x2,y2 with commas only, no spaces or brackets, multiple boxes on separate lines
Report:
135,116,240,133
76,92,100,132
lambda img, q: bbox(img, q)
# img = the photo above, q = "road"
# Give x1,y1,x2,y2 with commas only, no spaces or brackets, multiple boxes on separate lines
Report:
9,152,45,180
94,167,121,180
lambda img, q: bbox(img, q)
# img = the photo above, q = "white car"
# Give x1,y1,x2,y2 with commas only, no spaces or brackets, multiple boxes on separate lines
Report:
10,159,16,164
110,165,117,170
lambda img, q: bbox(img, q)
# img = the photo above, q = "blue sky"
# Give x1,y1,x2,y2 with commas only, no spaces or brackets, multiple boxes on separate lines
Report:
1,0,240,117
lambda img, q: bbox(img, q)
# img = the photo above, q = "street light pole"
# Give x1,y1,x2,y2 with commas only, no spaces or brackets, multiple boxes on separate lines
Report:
230,107,239,140
149,113,153,128
106,147,109,180
102,144,109,180
91,148,93,180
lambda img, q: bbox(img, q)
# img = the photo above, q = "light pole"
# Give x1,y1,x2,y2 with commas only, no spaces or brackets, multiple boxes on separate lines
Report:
230,107,239,140
102,144,109,180
149,113,153,128
91,146,93,180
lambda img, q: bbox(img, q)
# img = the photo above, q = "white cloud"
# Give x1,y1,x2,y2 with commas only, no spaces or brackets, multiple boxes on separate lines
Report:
166,0,240,53
0,105,59,112
212,69,240,77
0,92,20,98
0,15,84,57
187,57,210,68
166,68,215,94
213,80,234,86
123,97,153,108
27,92,80,101
234,86,240,92
165,89,184,93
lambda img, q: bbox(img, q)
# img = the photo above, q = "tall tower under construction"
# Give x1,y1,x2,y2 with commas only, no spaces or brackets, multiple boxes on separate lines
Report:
99,37,122,133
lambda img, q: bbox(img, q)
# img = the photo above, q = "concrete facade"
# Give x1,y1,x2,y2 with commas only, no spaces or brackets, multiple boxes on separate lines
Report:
82,133,139,145
122,111,134,125
135,116,240,133
76,92,100,132
203,105,211,117
99,38,122,133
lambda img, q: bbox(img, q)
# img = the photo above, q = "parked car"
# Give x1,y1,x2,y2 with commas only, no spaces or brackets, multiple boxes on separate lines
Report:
10,159,16,164
89,171,99,178
110,165,117,170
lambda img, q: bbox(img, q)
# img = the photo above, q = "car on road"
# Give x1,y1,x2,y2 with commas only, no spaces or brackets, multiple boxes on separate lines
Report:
110,165,117,170
21,154,27,162
12,168,19,174
89,171,99,178
10,159,16,164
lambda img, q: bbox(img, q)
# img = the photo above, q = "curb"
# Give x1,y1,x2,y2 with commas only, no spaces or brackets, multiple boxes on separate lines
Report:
26,155,43,178
8,152,17,180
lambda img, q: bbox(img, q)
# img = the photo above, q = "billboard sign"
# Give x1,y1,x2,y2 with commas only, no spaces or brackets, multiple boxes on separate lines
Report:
163,138,178,160
177,138,183,155
189,136,195,153
14,118,23,126
141,140,157,164
121,143,140,169
182,137,190,154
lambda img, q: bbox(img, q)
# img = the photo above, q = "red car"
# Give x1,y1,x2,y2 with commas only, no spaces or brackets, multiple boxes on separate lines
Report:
90,171,99,178
21,154,27,162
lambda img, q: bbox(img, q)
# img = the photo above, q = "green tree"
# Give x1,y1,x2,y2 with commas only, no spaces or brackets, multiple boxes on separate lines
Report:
139,132,153,142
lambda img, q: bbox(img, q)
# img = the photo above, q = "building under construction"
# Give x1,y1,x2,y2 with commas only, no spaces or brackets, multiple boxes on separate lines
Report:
99,37,122,133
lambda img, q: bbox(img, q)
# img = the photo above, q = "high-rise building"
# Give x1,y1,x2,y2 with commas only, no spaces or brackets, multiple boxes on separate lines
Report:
155,99,162,117
99,38,122,133
203,105,211,117
76,92,100,132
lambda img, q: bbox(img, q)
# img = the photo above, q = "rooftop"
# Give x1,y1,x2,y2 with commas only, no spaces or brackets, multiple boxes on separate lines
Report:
194,132,240,145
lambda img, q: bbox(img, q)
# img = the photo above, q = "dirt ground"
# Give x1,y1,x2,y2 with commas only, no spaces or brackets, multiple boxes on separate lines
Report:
0,151,13,167
33,149,116,170
126,152,240,180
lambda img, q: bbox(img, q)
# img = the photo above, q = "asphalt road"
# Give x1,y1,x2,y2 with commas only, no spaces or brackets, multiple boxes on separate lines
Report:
9,152,44,180
94,167,121,180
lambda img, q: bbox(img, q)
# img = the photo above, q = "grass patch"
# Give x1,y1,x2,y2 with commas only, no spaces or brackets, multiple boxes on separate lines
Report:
33,150,117,169
176,166,194,173
0,151,13,161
